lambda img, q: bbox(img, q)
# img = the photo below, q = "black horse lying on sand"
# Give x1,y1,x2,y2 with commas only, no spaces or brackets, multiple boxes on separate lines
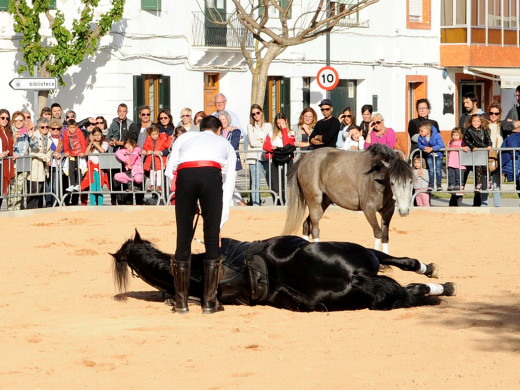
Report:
111,231,456,312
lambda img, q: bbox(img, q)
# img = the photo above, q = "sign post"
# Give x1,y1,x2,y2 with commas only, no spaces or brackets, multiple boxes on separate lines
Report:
316,66,339,91
9,76,57,117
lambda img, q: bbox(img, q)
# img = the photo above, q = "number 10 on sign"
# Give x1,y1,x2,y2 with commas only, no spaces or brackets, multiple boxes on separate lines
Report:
317,66,339,91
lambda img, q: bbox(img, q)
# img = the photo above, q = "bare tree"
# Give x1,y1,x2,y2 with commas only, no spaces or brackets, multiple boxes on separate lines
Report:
203,0,379,105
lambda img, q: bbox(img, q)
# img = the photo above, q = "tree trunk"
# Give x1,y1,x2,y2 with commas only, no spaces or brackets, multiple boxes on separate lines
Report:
35,65,51,115
251,44,281,106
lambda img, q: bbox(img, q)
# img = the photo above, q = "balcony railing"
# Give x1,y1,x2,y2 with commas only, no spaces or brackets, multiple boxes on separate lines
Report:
192,11,254,49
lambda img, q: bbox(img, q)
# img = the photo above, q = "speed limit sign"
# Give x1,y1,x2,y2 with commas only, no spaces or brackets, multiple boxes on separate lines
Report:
316,66,339,91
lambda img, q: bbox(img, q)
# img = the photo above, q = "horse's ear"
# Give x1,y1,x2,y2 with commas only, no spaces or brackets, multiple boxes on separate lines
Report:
134,229,142,243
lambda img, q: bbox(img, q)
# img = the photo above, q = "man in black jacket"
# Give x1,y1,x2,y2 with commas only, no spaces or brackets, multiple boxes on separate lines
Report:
309,99,340,149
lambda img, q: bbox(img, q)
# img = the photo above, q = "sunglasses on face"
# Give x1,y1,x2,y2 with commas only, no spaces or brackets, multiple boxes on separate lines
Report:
24,115,31,119
141,113,151,116
66,116,75,119
51,127,61,131
321,107,332,112
96,121,104,124
374,120,383,125
489,111,500,116
344,114,352,118
251,111,262,116
181,115,190,118
39,126,49,129
160,116,169,120
14,118,24,122
0,116,9,120
89,122,96,126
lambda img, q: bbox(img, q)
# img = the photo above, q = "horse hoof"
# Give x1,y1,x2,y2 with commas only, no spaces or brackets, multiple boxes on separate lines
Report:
425,263,439,279
442,282,457,297
379,264,392,273
202,304,224,314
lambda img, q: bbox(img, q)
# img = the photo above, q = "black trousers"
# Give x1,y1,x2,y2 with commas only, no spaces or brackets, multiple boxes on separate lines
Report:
175,167,223,262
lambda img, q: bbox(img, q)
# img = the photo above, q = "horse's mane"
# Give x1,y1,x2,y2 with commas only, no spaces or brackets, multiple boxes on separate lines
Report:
365,144,413,184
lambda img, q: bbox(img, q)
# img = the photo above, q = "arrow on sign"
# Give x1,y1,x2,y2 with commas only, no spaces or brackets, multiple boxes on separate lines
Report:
9,77,58,91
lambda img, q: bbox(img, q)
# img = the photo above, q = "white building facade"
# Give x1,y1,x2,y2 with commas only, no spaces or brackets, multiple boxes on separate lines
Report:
1,0,518,139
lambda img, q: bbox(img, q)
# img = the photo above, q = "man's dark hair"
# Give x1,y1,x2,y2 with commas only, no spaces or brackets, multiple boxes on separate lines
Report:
118,103,128,109
516,85,520,94
50,103,62,110
200,115,222,133
463,92,478,103
139,105,151,113
67,118,77,126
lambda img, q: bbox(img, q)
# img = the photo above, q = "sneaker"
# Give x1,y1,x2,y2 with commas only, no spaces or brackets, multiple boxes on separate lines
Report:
436,185,443,191
447,185,454,191
65,185,75,192
157,186,162,193
73,185,80,192
148,185,154,192
442,282,457,297
427,186,433,192
453,185,460,191
476,184,482,191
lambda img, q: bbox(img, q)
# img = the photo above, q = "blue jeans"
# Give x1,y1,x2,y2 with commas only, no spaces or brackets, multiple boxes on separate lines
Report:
249,160,268,205
426,154,443,188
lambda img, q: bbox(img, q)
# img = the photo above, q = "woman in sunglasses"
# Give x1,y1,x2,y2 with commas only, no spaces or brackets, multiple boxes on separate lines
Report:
365,113,396,149
0,109,15,209
483,101,504,207
178,108,198,132
336,107,356,148
246,104,272,206
96,116,108,137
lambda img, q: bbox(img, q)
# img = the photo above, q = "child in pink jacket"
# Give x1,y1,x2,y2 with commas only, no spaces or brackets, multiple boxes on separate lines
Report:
114,138,143,187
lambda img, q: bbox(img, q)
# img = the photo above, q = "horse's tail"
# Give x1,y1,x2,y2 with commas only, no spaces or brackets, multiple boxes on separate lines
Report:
282,156,307,235
352,274,441,310
111,256,129,300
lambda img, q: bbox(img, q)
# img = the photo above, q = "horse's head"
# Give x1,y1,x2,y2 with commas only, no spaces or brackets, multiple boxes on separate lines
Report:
109,229,145,297
389,159,414,217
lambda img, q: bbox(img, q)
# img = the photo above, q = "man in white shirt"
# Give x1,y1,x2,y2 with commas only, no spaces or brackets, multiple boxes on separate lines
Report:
165,115,236,314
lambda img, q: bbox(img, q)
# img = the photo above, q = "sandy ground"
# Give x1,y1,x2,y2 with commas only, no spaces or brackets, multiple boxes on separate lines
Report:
1,206,520,389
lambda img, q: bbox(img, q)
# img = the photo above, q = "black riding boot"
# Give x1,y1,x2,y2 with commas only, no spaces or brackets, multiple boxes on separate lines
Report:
202,258,224,314
170,257,190,314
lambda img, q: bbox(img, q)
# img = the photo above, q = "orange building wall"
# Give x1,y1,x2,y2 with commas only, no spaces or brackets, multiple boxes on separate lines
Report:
441,45,520,67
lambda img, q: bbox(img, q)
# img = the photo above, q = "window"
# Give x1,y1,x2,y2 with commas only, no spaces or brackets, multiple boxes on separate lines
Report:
259,0,292,19
330,79,357,119
133,75,170,122
141,0,161,11
263,77,291,124
0,0,8,11
302,77,311,108
407,0,431,29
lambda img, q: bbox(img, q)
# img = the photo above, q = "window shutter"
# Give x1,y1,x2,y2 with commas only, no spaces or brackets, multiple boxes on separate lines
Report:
49,0,56,9
0,0,9,11
158,75,171,112
279,0,292,19
133,75,145,122
141,0,161,11
281,77,291,125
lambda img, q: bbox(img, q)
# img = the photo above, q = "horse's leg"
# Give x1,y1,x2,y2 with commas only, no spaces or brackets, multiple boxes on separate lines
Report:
302,216,311,241
380,207,394,254
362,209,382,251
406,282,457,296
309,197,332,242
370,252,439,278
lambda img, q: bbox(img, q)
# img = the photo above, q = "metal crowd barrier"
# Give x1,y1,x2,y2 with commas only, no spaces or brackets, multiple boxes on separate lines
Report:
0,152,169,210
2,146,518,211
409,147,520,202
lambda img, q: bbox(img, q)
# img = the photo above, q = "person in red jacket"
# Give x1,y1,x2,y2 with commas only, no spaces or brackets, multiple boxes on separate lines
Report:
63,119,87,192
142,125,172,192
263,113,295,204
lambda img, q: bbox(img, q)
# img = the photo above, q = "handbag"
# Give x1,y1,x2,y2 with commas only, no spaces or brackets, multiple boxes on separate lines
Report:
488,149,498,173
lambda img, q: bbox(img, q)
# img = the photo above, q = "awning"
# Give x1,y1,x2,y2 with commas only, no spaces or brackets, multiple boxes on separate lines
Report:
464,67,520,89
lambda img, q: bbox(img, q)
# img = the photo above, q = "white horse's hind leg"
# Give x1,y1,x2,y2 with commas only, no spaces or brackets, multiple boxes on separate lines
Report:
382,243,389,254
373,238,381,251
